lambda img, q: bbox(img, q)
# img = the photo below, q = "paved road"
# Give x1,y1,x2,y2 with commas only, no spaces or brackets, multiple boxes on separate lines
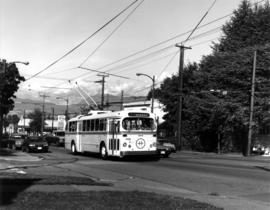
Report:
4,146,270,210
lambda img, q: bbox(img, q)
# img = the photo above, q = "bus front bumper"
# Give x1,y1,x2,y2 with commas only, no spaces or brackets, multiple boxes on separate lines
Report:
120,150,158,157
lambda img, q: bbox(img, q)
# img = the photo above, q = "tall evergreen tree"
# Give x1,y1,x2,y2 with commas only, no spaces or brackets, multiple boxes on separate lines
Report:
155,0,270,152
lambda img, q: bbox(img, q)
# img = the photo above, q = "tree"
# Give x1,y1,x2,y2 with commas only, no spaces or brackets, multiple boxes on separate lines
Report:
28,109,44,134
0,62,25,141
3,116,9,133
213,0,270,53
155,0,270,153
7,114,20,133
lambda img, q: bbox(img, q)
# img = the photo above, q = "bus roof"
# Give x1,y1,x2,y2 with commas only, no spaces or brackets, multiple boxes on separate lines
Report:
68,110,155,122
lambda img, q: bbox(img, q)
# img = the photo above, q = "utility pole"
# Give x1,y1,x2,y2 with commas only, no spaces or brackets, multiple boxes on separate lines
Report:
106,94,109,110
65,98,69,121
175,44,191,151
23,110,26,133
247,50,257,156
0,60,6,141
120,90,124,110
151,76,155,113
95,74,109,110
40,93,49,137
51,107,54,133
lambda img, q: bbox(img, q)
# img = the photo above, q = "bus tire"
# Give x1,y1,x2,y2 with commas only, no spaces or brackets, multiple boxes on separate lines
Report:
71,142,77,155
100,143,108,160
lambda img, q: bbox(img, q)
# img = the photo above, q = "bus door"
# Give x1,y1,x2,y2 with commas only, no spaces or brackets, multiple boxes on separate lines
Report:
76,121,82,152
108,119,120,156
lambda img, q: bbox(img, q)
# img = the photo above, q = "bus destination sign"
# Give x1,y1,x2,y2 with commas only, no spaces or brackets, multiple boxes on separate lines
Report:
128,112,150,117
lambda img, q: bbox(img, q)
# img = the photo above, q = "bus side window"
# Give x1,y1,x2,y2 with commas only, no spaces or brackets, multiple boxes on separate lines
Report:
78,122,82,131
82,120,86,131
95,119,100,131
109,121,114,133
99,119,104,131
103,119,107,131
90,120,95,131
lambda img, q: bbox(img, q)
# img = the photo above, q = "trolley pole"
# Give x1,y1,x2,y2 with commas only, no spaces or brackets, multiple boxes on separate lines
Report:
175,44,191,151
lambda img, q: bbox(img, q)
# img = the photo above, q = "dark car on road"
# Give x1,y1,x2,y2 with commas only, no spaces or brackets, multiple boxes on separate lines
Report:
8,133,28,150
44,134,60,146
158,140,176,153
157,142,172,158
53,130,65,146
0,133,10,148
22,136,49,153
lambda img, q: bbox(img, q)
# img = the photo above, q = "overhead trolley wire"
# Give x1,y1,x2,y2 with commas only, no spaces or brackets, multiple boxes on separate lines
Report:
114,50,179,75
79,0,145,67
183,0,217,43
82,13,230,75
81,26,222,79
25,0,139,82
34,0,266,88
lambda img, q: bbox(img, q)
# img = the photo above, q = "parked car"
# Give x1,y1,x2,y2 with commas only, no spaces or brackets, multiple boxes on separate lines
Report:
53,130,65,146
22,136,49,153
157,142,171,158
8,133,28,150
44,134,60,146
0,133,10,148
158,139,176,153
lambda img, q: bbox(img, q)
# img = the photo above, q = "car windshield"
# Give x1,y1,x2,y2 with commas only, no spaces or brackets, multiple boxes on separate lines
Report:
122,117,156,131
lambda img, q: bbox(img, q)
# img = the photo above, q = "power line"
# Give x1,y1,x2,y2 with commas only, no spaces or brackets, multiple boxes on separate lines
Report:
114,50,179,75
25,0,139,82
184,0,217,42
78,0,265,80
47,25,221,87
79,0,144,67
78,66,131,80
27,0,267,91
157,51,179,80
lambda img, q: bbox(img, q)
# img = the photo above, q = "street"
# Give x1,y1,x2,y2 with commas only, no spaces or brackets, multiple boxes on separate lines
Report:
3,146,269,210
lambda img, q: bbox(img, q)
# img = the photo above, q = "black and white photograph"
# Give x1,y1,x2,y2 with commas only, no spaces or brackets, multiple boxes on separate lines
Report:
0,0,269,209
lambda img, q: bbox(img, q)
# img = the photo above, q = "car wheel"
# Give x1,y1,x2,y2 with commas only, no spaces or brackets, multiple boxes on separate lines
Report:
71,143,77,155
100,144,108,160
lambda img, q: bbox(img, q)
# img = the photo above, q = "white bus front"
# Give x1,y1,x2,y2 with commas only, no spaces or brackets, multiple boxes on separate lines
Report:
107,112,157,157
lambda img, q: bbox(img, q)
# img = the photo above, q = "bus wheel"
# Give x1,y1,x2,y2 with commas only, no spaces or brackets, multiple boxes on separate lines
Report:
71,142,77,155
100,144,108,160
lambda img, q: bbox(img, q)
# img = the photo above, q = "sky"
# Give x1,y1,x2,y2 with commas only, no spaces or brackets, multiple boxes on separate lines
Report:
1,0,256,105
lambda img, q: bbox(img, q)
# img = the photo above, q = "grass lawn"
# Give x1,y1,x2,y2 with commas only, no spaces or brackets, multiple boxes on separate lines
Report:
1,191,222,210
0,173,222,210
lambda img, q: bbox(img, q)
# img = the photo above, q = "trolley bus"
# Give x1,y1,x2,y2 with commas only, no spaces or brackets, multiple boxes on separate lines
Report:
65,110,158,159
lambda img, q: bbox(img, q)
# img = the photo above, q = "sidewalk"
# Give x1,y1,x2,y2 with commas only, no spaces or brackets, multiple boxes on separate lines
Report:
180,150,270,161
0,148,42,170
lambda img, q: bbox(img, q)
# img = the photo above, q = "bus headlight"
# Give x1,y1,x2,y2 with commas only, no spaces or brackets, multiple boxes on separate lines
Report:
123,143,127,147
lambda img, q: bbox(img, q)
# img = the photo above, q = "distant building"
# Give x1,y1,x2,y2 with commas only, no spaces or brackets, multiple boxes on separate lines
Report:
17,116,63,133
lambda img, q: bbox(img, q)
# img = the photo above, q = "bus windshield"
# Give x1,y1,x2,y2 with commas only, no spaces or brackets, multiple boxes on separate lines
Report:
122,117,155,131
